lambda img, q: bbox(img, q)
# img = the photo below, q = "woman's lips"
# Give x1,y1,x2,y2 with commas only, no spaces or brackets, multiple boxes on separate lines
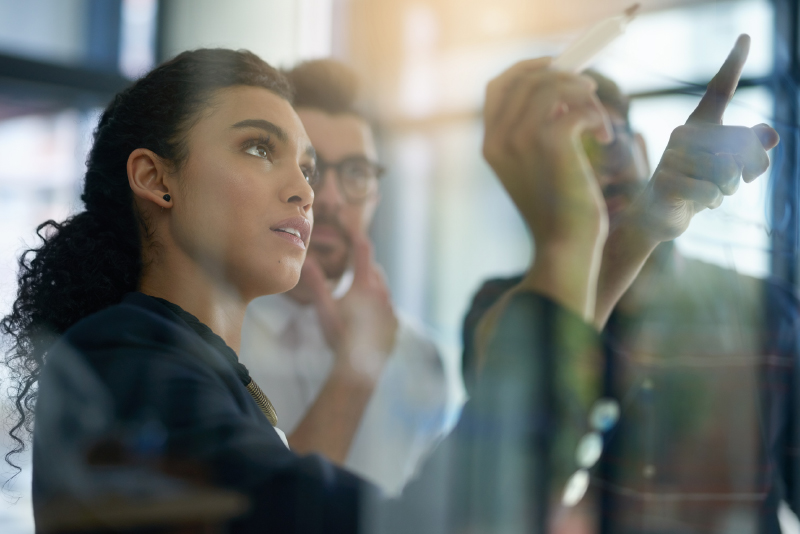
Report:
271,216,311,250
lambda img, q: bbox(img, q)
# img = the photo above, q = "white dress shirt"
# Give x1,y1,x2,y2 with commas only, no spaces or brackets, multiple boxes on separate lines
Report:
240,280,465,496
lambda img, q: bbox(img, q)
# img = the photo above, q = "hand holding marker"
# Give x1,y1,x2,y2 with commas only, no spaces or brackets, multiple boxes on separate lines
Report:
552,4,640,73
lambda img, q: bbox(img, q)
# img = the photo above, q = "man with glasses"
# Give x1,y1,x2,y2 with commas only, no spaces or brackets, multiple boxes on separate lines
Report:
240,59,465,497
461,71,800,532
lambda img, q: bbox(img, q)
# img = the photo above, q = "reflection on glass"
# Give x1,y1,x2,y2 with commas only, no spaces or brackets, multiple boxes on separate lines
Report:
563,469,591,507
590,398,620,432
576,432,603,469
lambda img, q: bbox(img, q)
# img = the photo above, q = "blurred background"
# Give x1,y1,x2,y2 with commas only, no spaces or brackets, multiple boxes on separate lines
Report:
0,0,794,532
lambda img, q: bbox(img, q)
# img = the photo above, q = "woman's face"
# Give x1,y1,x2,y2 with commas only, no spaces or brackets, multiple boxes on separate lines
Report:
169,86,316,301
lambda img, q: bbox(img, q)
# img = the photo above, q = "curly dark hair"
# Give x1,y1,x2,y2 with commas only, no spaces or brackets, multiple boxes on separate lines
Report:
0,48,292,475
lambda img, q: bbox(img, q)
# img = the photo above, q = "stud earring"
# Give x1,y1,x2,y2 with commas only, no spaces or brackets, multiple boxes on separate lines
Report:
163,194,171,202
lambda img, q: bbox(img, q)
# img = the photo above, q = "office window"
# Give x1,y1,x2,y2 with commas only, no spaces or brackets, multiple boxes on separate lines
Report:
0,0,158,77
0,0,89,67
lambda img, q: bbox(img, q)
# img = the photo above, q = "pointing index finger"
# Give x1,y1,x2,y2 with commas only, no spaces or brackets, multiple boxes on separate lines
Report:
686,34,750,125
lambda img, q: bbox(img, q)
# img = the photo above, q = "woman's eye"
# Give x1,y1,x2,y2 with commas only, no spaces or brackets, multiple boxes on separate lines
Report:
245,145,271,159
302,167,317,185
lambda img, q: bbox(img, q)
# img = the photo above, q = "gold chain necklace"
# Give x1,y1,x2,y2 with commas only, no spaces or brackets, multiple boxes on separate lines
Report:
245,379,279,427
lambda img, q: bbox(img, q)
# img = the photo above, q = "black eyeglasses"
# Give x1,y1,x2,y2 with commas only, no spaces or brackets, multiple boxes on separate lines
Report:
310,155,385,204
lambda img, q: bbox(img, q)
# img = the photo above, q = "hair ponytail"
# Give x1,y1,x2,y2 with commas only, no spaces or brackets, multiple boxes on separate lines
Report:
1,48,292,473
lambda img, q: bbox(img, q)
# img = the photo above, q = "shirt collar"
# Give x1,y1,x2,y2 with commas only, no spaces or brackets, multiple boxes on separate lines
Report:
248,293,308,335
247,267,354,334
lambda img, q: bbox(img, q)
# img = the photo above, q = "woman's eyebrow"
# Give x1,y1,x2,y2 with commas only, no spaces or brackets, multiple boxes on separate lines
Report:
230,119,288,143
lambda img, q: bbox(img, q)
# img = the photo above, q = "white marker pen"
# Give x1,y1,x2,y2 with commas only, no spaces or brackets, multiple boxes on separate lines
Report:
552,4,640,73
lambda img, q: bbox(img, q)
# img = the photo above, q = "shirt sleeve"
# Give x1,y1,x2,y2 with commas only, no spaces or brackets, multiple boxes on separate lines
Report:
344,317,466,497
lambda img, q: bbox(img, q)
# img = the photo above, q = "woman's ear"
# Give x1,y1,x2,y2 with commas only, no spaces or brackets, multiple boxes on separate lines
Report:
127,148,172,208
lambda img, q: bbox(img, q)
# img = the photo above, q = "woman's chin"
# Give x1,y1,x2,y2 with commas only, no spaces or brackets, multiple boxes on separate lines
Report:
242,265,302,300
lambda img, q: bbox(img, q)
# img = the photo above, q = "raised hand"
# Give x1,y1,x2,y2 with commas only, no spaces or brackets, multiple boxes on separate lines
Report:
594,34,780,328
482,58,614,320
628,34,780,242
483,57,613,248
302,228,398,382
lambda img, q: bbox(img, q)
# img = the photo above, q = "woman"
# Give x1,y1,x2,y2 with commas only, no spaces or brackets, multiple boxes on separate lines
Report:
3,49,365,532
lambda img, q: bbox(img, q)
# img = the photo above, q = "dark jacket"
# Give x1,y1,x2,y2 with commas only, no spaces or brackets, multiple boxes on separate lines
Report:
33,292,364,533
33,291,601,533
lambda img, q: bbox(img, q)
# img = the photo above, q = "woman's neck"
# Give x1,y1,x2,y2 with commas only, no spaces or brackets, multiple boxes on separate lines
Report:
138,251,247,353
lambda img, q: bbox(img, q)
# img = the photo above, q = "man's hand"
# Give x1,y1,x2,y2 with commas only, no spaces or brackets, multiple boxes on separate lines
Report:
483,57,613,248
288,232,398,462
594,34,780,327
482,57,614,321
302,229,398,383
626,34,780,242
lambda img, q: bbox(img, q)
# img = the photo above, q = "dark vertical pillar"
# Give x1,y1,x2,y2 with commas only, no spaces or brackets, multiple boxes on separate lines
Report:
154,0,170,63
771,0,800,288
770,3,800,531
86,0,123,71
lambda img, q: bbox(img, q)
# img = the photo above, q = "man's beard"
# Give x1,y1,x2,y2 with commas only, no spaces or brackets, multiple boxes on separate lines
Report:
309,211,351,280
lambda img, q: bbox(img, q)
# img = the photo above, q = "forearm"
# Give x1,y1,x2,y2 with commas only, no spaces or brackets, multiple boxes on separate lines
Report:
473,235,604,371
594,216,659,328
519,234,606,324
288,362,377,464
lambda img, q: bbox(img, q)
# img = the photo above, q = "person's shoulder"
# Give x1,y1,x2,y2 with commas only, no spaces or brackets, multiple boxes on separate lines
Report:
52,293,241,396
463,274,524,331
461,273,524,375
472,275,525,307
62,292,187,353
680,257,799,318
391,313,446,375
